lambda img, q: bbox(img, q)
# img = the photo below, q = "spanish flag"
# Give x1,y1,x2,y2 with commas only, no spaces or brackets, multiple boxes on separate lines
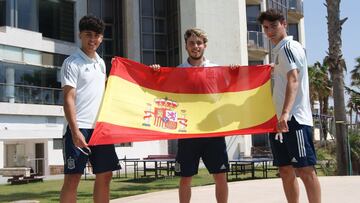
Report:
88,57,277,145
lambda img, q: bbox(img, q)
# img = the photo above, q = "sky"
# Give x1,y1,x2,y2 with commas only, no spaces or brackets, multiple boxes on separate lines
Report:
304,0,360,86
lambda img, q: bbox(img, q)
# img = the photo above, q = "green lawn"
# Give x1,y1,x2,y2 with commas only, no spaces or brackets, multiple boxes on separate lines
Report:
0,167,325,203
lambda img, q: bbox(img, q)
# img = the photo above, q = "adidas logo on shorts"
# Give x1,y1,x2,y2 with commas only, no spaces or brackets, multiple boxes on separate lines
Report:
220,164,227,170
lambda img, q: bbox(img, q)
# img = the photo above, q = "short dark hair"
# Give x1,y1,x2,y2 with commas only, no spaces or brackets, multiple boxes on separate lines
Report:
257,9,285,24
79,15,105,34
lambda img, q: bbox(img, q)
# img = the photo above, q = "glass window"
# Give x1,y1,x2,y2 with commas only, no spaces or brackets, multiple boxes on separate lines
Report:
156,51,167,66
143,51,154,64
141,0,153,16
39,0,75,42
155,35,166,49
143,34,154,49
87,0,101,17
142,17,153,33
247,5,261,32
23,49,42,65
155,19,165,33
0,0,5,26
88,0,124,73
1,46,22,62
246,5,260,22
42,52,67,67
288,23,299,41
17,0,39,31
154,0,166,17
140,0,179,66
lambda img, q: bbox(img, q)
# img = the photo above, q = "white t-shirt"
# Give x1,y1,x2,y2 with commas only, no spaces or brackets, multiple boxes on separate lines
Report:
178,58,218,67
61,49,106,129
272,36,313,126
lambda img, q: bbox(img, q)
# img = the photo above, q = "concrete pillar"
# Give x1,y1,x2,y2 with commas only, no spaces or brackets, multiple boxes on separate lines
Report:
124,0,141,62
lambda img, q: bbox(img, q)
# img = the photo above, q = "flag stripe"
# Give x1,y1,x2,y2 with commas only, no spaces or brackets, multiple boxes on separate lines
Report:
89,115,277,145
110,57,271,94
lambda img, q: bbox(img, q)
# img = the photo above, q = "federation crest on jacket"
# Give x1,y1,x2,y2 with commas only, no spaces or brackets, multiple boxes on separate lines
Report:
143,98,188,132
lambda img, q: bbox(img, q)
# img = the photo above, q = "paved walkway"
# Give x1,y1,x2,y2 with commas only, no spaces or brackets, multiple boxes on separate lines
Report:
111,176,360,203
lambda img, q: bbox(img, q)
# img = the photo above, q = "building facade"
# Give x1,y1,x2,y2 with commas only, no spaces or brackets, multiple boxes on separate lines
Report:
0,0,304,175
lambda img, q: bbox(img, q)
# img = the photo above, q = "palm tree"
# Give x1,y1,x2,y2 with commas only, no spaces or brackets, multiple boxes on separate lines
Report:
350,57,360,87
325,0,349,175
308,61,331,142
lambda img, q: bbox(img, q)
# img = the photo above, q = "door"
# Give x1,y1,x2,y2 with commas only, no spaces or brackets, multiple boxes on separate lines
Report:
35,143,44,175
6,144,16,167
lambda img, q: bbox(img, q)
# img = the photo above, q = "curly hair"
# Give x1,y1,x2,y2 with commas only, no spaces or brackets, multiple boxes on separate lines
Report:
79,15,105,34
257,9,285,24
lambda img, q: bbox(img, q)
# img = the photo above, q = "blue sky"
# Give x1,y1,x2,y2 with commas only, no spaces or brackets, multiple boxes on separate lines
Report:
304,1,360,86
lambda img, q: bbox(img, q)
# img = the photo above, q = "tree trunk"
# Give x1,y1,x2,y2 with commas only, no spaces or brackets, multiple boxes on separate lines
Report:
326,0,349,175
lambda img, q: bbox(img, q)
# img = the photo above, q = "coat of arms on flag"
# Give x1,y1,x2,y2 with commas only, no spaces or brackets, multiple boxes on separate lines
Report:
143,98,188,132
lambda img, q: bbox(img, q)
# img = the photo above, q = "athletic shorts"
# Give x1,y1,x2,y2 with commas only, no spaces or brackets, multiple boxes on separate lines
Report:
63,127,121,174
174,137,229,177
269,117,317,168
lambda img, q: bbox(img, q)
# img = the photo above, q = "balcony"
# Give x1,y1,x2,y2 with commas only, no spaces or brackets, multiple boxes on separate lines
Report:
0,83,63,105
288,0,304,22
247,31,269,60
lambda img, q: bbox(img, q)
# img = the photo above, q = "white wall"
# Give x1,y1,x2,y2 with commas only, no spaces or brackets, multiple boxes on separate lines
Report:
115,140,169,159
0,114,64,140
0,27,76,56
179,0,248,65
0,141,3,168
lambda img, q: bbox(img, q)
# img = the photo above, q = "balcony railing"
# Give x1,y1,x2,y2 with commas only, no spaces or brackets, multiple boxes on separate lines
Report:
247,31,269,51
288,0,304,16
0,83,63,105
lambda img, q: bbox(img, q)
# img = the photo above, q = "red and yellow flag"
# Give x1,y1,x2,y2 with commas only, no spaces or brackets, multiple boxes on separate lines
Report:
88,57,276,145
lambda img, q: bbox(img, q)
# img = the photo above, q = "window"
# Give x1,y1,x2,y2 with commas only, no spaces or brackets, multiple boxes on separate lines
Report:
267,0,288,21
88,0,124,74
17,0,39,31
288,23,299,41
53,138,63,150
1,0,75,42
39,0,75,42
0,0,5,26
246,5,261,32
0,61,63,105
140,0,180,66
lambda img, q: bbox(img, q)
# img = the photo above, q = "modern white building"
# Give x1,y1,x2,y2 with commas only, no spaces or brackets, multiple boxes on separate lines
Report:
0,0,305,175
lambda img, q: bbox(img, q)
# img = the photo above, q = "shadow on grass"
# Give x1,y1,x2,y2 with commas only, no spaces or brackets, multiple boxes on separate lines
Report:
0,190,62,202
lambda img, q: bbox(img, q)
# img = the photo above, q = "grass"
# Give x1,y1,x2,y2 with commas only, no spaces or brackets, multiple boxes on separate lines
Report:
0,166,326,202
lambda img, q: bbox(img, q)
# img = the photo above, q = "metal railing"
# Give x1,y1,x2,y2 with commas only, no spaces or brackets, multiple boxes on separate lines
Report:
0,83,63,105
288,0,304,14
247,31,269,51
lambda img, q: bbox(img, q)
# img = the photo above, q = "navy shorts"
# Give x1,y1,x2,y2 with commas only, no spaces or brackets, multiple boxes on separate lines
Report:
269,117,317,168
63,127,121,174
175,137,229,177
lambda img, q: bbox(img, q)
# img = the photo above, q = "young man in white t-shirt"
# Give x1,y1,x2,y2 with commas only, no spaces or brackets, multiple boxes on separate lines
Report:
258,9,321,203
150,28,231,203
60,15,120,203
